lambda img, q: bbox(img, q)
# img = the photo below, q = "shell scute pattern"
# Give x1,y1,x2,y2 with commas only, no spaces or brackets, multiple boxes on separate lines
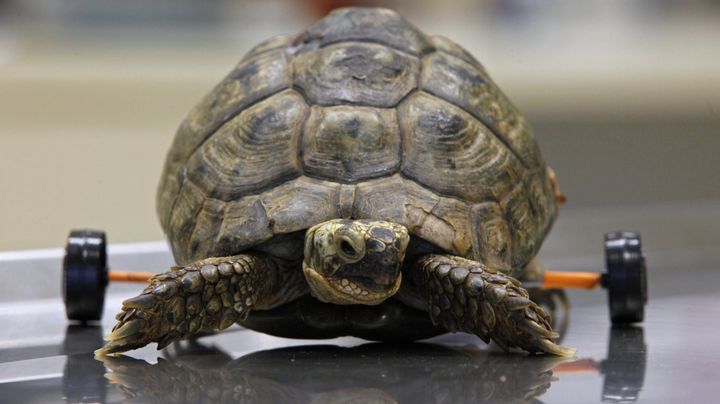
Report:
158,8,555,270
217,197,273,257
470,202,514,276
259,177,341,235
186,91,307,200
398,92,524,203
420,51,542,169
302,105,401,182
157,48,293,228
290,7,434,56
292,42,420,107
187,198,225,264
167,180,205,264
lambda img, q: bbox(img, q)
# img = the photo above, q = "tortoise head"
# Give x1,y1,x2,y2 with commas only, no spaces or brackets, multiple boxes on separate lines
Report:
303,219,409,305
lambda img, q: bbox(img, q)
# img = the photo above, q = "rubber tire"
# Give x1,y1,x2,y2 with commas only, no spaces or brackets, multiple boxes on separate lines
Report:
603,231,647,324
63,230,108,322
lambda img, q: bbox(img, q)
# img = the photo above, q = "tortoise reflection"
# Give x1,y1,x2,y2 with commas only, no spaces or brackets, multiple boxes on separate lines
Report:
99,289,572,403
100,342,568,403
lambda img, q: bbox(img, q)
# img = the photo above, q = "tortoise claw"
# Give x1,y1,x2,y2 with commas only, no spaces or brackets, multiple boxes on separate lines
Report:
538,338,577,357
96,285,168,356
500,300,574,357
95,317,154,357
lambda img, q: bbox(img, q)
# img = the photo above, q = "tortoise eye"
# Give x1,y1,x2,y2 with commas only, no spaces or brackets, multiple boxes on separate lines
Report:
336,236,364,262
340,239,357,257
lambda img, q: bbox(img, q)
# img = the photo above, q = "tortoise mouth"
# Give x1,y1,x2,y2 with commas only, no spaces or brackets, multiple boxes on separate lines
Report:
303,263,402,306
344,274,397,292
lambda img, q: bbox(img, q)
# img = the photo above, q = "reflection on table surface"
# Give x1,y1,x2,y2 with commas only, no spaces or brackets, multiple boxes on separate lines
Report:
102,342,565,403
54,323,644,403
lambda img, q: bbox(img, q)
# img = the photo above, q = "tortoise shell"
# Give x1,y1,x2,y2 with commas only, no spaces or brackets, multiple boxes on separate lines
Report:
157,8,557,277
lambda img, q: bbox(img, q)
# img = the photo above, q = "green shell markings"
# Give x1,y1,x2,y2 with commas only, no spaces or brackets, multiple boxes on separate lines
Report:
98,8,573,358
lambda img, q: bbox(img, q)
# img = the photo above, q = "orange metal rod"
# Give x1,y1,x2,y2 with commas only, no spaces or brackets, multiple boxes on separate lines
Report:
107,269,602,290
109,270,154,282
543,271,602,289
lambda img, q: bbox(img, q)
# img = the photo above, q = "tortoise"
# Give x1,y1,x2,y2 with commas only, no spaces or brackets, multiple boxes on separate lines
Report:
97,7,573,356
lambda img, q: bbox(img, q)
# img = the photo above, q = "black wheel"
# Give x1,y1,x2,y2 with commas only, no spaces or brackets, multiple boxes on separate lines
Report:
63,230,108,322
602,232,647,324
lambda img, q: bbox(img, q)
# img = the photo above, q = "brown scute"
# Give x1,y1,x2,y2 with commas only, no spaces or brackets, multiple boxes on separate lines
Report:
302,106,400,182
429,35,487,73
428,197,474,257
351,176,476,259
291,7,433,56
186,199,225,266
507,173,557,270
157,48,292,228
352,175,407,225
399,92,524,203
216,197,273,259
157,7,556,271
167,180,205,265
501,180,542,271
170,49,292,166
185,91,307,200
293,43,419,107
471,202,514,276
527,171,558,236
420,51,541,168
336,184,357,218
260,177,340,235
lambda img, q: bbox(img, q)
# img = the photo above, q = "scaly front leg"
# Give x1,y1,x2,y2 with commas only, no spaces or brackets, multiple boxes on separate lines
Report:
410,254,575,356
96,253,299,355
